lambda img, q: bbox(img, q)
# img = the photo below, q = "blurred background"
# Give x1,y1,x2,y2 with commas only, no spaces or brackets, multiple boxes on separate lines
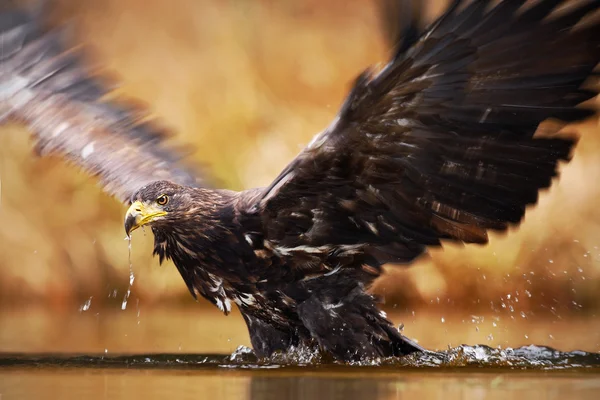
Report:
0,0,599,355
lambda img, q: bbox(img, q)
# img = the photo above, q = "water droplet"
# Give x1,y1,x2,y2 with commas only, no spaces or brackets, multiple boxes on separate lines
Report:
520,311,527,318
475,326,479,332
524,335,529,339
121,238,136,310
549,259,554,264
525,290,532,298
471,315,484,323
506,294,511,300
441,317,445,323
549,334,555,340
79,297,93,312
487,334,493,341
492,322,497,327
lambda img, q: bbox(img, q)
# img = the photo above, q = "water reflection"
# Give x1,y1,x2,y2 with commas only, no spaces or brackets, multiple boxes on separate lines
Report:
250,377,389,400
1,369,600,400
2,306,600,399
248,374,600,400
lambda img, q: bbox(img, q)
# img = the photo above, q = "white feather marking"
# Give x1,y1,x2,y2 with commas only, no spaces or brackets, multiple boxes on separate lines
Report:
205,272,230,313
323,302,344,310
52,122,69,138
273,243,364,256
81,142,95,159
377,216,396,232
274,245,326,255
365,221,379,235
244,234,253,246
324,264,343,276
215,297,232,313
236,293,256,306
380,310,388,318
1,77,32,109
206,272,224,293
396,118,412,127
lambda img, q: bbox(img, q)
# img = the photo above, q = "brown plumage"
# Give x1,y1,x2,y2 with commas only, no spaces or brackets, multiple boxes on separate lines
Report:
1,1,599,361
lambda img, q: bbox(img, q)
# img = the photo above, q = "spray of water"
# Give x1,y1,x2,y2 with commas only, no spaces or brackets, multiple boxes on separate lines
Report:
121,236,136,310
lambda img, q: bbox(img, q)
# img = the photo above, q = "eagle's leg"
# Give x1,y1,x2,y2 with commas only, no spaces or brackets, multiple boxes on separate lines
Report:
295,284,424,361
241,312,299,358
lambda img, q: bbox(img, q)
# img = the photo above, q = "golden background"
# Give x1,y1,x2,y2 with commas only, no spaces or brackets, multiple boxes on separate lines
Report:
0,0,599,353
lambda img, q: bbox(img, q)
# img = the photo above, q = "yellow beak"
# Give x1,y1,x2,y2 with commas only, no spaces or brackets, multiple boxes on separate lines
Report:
124,201,167,236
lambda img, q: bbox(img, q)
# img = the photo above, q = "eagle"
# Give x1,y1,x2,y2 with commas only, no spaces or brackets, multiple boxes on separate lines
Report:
1,0,599,361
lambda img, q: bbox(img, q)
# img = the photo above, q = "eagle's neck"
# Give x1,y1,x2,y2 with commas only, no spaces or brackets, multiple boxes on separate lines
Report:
150,188,247,313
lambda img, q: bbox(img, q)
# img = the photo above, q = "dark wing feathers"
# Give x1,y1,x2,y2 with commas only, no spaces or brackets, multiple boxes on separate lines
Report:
249,0,599,266
0,8,206,203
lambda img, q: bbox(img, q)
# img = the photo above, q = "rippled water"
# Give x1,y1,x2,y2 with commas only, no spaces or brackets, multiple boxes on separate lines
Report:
2,347,600,400
1,344,600,370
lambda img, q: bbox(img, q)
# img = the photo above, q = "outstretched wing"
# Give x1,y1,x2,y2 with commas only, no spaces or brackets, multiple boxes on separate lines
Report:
0,6,207,203
248,0,600,267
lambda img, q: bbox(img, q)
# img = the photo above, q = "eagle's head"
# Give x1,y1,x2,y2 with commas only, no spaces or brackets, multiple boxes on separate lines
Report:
124,180,236,267
124,180,191,236
124,180,232,238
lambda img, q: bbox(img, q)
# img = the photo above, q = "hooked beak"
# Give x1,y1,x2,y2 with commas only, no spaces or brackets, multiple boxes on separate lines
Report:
124,201,167,236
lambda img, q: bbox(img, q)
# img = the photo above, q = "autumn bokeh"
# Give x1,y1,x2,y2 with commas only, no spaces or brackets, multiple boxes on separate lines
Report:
0,0,600,353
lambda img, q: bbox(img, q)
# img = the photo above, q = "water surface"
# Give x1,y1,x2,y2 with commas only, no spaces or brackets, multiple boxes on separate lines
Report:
1,306,600,399
1,364,600,400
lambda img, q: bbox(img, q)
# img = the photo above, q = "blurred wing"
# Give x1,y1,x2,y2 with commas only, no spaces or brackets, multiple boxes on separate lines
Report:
0,7,207,203
250,0,600,265
377,0,425,52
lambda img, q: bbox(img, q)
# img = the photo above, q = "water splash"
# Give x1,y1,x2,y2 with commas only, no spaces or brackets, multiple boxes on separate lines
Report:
79,297,93,312
121,237,135,310
1,345,599,370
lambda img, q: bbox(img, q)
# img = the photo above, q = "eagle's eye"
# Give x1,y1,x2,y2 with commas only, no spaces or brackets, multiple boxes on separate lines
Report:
156,194,169,206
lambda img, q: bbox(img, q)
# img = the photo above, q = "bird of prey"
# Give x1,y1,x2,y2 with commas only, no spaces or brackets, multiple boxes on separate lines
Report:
1,0,599,361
